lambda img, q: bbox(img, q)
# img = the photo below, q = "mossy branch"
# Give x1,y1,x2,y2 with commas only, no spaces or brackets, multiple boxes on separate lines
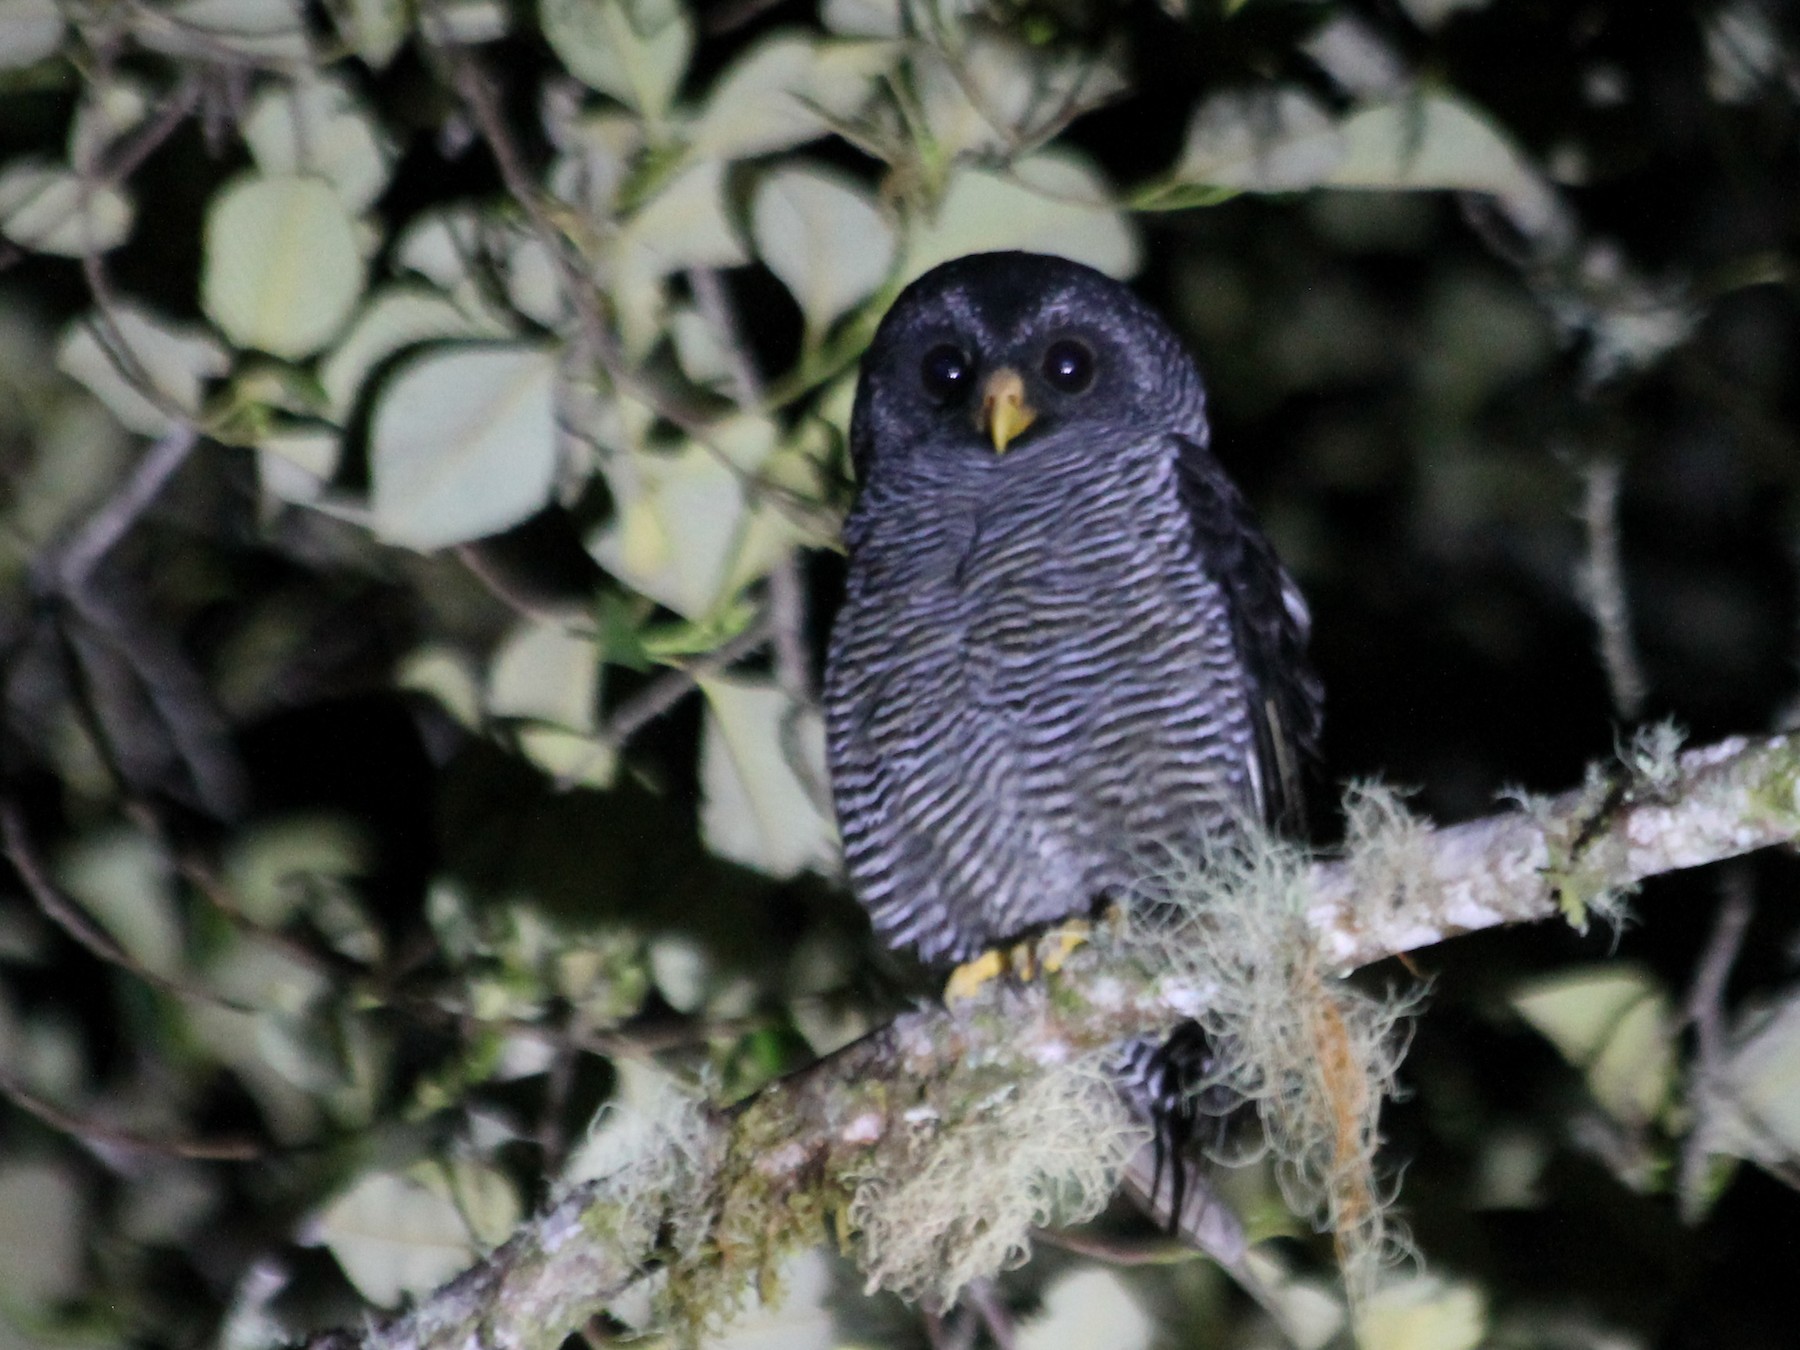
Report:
304,731,1800,1350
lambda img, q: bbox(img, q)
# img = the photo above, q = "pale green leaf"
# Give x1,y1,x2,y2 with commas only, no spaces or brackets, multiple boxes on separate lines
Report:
697,676,836,879
315,1168,487,1308
1173,87,1347,192
1354,1275,1486,1350
486,620,600,732
335,0,407,67
588,415,780,617
820,0,899,36
243,76,396,213
617,159,747,278
1018,1268,1151,1350
702,1248,836,1350
397,647,484,730
55,827,182,977
0,0,63,69
0,1161,84,1308
752,164,895,335
200,929,332,1014
1699,988,1800,1169
150,0,310,59
516,726,619,789
56,302,229,436
547,110,644,220
68,77,152,171
1329,93,1550,213
320,284,511,418
369,343,560,551
542,0,689,122
0,160,133,255
419,0,508,42
222,815,371,928
902,153,1140,284
687,33,894,160
1512,965,1675,1128
202,174,366,359
258,427,341,504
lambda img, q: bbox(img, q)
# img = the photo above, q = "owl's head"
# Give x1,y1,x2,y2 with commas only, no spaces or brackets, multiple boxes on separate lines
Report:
849,251,1208,481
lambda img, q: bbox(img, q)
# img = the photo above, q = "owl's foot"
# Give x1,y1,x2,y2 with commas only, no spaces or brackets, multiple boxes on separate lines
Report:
942,919,1094,1005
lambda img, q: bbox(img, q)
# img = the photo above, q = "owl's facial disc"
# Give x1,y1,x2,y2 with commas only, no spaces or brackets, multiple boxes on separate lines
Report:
979,368,1036,454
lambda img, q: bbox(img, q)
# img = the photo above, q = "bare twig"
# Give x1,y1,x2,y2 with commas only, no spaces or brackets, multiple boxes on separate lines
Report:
0,800,253,1012
1677,867,1756,1218
0,1065,262,1161
599,613,776,753
56,425,198,594
1576,457,1648,722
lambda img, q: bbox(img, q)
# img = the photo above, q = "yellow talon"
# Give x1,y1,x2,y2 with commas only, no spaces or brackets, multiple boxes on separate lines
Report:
944,949,1007,1005
1039,919,1092,974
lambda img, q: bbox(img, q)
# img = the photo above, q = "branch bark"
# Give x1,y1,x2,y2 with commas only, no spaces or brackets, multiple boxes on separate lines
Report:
306,732,1800,1350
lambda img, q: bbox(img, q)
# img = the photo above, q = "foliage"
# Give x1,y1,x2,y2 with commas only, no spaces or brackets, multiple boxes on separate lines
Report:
0,0,1798,1347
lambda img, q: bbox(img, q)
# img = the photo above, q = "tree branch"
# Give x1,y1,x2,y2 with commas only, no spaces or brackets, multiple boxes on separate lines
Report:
304,732,1800,1350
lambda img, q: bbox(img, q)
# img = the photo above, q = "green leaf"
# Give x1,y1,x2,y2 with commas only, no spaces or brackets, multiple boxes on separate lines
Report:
55,826,183,977
902,152,1140,284
486,620,601,732
56,302,229,436
334,0,407,67
243,76,396,214
617,159,747,277
315,1167,508,1308
1018,1269,1151,1350
1170,87,1347,193
1328,93,1550,213
368,343,560,551
0,1161,85,1308
1512,965,1675,1128
687,33,894,160
697,676,836,879
151,0,310,60
222,815,371,928
202,174,366,360
0,0,63,70
752,164,896,336
541,0,690,124
0,159,133,255
588,415,803,618
320,283,511,418
1353,1275,1486,1350
1697,987,1800,1171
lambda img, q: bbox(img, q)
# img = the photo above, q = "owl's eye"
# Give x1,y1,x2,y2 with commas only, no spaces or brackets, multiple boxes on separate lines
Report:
920,343,972,402
1042,339,1095,394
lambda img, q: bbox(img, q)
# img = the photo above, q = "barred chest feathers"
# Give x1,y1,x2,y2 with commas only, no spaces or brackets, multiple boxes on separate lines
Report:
824,432,1260,962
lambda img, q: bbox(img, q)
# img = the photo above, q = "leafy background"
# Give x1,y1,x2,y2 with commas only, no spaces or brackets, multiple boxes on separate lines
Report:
1,0,1799,1346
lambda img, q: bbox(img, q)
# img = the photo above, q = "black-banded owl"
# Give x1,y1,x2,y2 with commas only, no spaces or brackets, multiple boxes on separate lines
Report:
822,250,1322,1241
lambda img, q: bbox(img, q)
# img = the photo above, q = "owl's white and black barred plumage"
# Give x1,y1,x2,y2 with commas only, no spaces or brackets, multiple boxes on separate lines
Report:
824,251,1322,1239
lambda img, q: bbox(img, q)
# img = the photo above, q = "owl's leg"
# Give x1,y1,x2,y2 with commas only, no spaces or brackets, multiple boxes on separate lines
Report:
942,918,1097,1005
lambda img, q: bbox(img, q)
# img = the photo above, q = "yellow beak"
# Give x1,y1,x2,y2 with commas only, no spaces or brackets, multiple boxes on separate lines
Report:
980,368,1037,454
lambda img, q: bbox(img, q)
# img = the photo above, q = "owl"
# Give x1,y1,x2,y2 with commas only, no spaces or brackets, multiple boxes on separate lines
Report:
822,250,1322,1242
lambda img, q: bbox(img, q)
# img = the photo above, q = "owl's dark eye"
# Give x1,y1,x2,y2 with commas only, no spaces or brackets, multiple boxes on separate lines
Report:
920,343,972,402
1042,339,1095,394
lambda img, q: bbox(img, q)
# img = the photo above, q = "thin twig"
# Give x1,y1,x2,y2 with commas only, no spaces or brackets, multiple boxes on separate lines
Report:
94,75,205,185
0,1065,262,1161
0,800,254,1012
601,613,776,751
1678,867,1756,1219
1576,456,1648,722
56,425,199,593
687,266,765,409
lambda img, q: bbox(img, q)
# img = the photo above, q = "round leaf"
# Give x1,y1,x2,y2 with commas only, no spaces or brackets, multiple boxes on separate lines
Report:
697,676,836,879
0,160,133,255
369,343,560,551
243,76,395,213
753,164,895,334
202,174,365,359
0,0,63,70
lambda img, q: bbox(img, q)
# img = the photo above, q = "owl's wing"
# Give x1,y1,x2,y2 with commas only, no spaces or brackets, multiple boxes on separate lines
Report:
1172,435,1323,833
